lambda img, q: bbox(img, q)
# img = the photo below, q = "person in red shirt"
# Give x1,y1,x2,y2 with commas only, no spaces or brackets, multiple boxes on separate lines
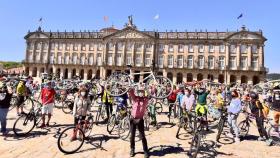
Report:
40,81,56,128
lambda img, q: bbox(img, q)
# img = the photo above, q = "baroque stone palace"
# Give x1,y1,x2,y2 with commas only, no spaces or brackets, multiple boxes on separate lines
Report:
23,18,268,85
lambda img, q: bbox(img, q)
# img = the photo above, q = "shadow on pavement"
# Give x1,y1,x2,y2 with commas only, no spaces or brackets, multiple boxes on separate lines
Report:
148,145,186,157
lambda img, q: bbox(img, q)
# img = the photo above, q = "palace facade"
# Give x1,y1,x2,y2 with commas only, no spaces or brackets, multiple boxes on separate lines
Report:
23,19,268,85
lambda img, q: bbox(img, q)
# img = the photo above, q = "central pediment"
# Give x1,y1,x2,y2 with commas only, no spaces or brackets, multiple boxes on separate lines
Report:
103,27,155,40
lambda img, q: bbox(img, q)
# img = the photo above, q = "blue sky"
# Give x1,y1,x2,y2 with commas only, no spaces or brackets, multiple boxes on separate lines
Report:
0,0,279,73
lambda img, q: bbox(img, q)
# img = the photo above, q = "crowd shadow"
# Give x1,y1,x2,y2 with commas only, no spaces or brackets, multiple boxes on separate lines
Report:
144,145,186,157
157,121,176,129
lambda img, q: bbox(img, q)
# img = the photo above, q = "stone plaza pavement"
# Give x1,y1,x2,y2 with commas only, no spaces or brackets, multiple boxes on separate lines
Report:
0,104,280,158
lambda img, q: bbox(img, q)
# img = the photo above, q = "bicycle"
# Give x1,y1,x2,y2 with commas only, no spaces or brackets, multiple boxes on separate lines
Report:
188,114,209,158
13,97,43,136
105,65,173,99
57,113,94,154
238,111,256,137
168,102,176,124
216,108,228,142
95,102,107,125
176,110,195,138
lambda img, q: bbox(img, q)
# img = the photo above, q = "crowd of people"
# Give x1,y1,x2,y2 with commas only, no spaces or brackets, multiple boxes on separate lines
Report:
0,73,280,158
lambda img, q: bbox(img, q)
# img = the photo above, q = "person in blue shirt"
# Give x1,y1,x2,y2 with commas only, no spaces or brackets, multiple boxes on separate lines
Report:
227,90,242,143
176,84,185,118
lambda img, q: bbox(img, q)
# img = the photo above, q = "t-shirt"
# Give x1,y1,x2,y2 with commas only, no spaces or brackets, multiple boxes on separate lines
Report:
0,91,12,109
176,92,184,107
228,98,242,114
41,88,56,105
195,90,209,105
181,94,195,110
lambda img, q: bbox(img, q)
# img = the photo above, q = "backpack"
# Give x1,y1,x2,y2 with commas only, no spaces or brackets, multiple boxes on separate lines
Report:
168,91,177,102
256,100,269,118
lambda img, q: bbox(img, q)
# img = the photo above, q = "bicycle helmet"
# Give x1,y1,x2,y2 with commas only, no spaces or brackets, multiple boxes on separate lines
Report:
250,92,258,100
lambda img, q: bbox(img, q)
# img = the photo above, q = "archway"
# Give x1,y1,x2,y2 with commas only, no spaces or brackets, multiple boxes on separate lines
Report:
241,75,248,84
56,68,61,78
157,72,163,76
80,69,84,79
218,74,224,84
49,68,53,74
208,74,214,81
64,69,68,79
87,69,93,80
40,67,44,74
230,75,236,84
187,73,193,82
25,67,29,76
96,69,100,79
32,67,37,77
177,73,183,84
106,69,112,79
167,72,173,82
197,73,203,81
253,76,260,85
72,69,76,78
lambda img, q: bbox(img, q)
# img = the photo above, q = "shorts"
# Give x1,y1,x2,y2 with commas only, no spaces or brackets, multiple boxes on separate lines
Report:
42,103,54,115
16,96,25,107
195,103,208,116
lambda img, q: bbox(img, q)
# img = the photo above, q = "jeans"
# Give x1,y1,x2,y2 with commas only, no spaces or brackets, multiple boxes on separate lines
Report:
0,108,9,133
228,113,239,138
256,115,269,139
130,118,148,153
105,103,113,119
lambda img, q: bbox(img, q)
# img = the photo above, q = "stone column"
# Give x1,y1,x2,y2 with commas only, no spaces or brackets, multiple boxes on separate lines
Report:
68,69,72,79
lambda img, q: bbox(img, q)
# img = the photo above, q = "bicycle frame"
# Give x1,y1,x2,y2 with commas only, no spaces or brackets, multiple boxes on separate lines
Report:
129,70,156,84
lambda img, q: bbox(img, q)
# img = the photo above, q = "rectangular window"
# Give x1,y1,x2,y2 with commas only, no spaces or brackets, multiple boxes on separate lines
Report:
30,43,34,50
43,52,48,63
43,43,48,50
118,43,123,50
252,45,258,54
159,44,164,51
58,43,63,50
158,55,164,68
199,44,204,53
219,56,225,69
177,55,183,68
57,53,62,64
80,54,85,65
49,53,54,64
116,54,122,66
51,43,55,50
126,54,132,65
97,43,103,50
209,45,214,53
89,43,94,51
74,43,78,51
89,54,94,65
146,44,152,52
81,44,86,51
208,56,214,69
241,45,247,54
73,53,77,65
230,45,236,54
145,54,151,67
97,53,102,66
187,56,193,68
252,57,258,69
107,53,113,65
135,54,141,66
198,56,204,68
35,52,40,61
240,57,247,69
229,57,236,69
127,43,133,51
64,54,69,65
108,43,114,50
136,43,142,52
168,44,174,52
219,45,225,53
66,43,70,51
178,44,184,52
168,55,173,67
188,44,194,53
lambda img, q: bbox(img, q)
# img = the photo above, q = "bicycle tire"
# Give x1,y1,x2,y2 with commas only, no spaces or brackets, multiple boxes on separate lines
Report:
118,117,131,140
268,126,280,145
146,76,173,99
155,102,163,114
107,114,116,134
176,117,184,138
216,118,225,141
84,117,94,138
57,126,85,154
189,133,202,158
62,101,73,114
105,73,130,97
238,120,250,137
13,113,36,136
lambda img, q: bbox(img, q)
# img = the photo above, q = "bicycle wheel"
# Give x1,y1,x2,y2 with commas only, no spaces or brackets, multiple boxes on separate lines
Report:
9,96,17,111
57,126,85,154
118,117,131,140
176,117,184,138
188,133,202,158
238,120,250,137
155,102,163,114
146,76,173,99
62,101,73,114
107,114,116,134
105,73,131,97
13,113,36,136
84,117,94,138
168,104,176,124
216,118,225,141
268,126,280,145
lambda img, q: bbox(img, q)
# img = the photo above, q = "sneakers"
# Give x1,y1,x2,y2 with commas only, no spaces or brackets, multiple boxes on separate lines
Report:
39,124,46,128
257,136,266,141
265,139,273,146
130,149,135,157
234,137,240,143
144,152,150,158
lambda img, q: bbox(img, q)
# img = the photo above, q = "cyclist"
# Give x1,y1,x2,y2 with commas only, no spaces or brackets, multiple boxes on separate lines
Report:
271,87,280,132
194,84,210,130
167,85,178,118
175,84,185,118
40,80,56,128
16,80,26,116
0,81,13,136
71,87,91,141
249,92,272,146
128,85,149,158
102,89,113,122
227,90,242,143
